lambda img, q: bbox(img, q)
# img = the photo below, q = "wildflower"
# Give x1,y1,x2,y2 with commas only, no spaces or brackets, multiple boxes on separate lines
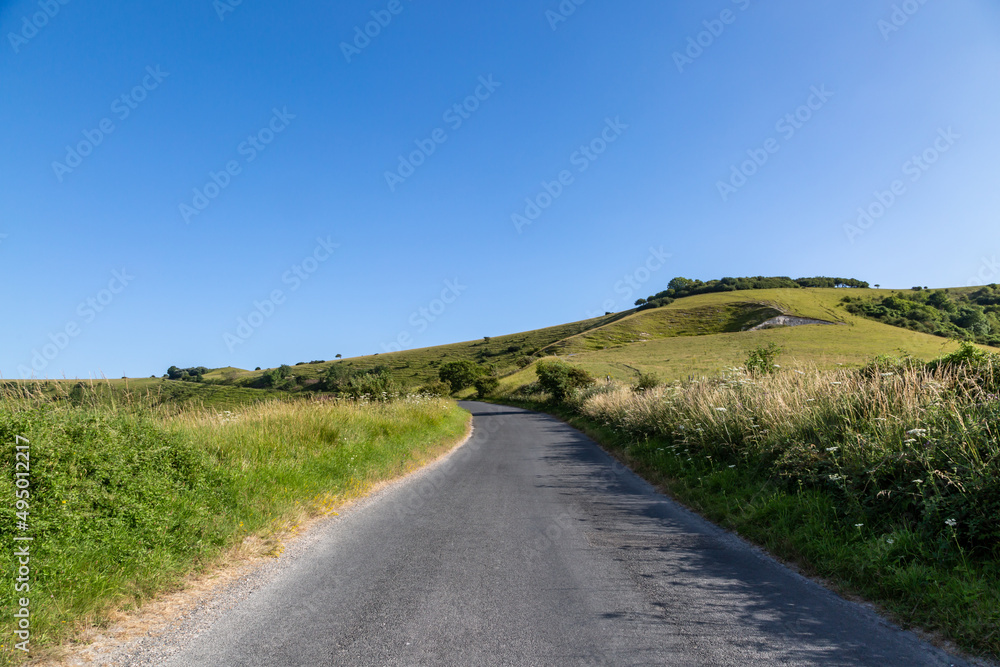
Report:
905,428,927,436
714,407,727,412
881,372,894,377
829,474,842,481
806,398,815,402
886,538,894,545
854,523,864,528
912,479,923,484
904,439,916,444
945,518,958,528
825,447,839,453
728,465,736,468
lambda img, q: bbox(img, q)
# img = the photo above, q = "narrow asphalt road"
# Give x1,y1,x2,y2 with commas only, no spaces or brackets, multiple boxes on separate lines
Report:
161,402,971,666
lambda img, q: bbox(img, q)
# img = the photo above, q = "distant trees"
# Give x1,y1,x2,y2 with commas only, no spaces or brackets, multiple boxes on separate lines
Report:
633,276,870,312
260,364,294,389
335,354,342,360
845,285,1000,346
167,365,209,382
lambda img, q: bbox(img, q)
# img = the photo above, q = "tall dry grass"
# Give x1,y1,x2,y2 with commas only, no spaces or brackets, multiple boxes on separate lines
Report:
575,361,999,557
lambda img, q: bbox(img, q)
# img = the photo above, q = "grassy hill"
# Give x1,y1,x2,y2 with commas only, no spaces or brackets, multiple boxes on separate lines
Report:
221,288,982,392
496,288,975,389
12,287,993,403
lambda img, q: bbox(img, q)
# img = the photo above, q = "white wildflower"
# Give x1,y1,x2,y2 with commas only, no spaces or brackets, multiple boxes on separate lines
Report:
945,518,958,528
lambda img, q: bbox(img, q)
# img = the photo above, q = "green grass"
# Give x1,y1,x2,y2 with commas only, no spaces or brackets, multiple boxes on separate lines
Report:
0,394,469,663
498,356,1000,660
491,289,992,389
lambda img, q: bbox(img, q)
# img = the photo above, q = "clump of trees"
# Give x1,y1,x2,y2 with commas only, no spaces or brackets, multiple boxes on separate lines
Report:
255,364,295,389
634,276,869,312
843,285,1000,346
166,366,210,382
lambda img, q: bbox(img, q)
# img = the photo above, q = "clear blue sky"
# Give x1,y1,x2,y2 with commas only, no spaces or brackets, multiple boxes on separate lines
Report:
2,0,999,379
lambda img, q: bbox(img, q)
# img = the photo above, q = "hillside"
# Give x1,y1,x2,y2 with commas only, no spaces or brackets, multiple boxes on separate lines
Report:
228,287,995,397
494,288,973,389
17,287,994,404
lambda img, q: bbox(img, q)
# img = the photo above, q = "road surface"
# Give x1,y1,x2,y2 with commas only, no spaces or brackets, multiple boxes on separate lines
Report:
161,401,970,666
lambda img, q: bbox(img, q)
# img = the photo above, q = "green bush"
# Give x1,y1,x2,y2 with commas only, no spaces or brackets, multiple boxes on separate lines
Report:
535,361,594,402
474,376,500,399
438,360,483,393
418,380,452,397
633,372,660,392
744,343,782,375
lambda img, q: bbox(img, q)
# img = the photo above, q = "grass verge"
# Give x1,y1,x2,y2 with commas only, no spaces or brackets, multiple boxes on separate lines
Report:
0,395,469,664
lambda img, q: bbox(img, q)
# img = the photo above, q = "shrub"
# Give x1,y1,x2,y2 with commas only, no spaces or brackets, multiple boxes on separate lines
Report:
438,360,484,393
474,376,500,399
633,372,659,392
418,380,452,397
535,360,594,402
744,343,782,375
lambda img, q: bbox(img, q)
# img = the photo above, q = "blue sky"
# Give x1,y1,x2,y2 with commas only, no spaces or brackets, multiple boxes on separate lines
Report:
2,0,999,379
